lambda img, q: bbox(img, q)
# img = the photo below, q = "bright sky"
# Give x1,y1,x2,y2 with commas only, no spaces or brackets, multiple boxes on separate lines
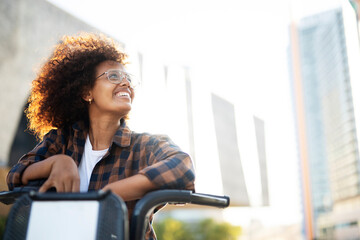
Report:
47,0,343,228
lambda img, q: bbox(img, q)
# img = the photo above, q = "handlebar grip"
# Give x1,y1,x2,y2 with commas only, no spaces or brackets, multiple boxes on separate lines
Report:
190,193,230,208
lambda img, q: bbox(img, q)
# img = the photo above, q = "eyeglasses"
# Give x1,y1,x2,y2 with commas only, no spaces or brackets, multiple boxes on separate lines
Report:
96,69,135,87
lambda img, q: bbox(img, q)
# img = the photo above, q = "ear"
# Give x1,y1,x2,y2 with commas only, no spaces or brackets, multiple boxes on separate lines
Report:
82,90,93,102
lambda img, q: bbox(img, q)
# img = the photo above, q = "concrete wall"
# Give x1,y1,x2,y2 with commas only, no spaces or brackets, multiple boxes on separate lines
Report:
0,0,103,164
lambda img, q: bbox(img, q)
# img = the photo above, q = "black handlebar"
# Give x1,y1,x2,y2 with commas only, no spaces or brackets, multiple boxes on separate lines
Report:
190,192,230,207
130,190,230,240
0,186,230,240
0,179,55,205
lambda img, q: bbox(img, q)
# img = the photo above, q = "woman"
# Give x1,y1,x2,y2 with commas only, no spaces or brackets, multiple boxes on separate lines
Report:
7,32,195,239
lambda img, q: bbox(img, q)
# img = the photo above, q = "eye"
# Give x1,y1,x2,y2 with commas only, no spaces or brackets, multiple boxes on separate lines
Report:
108,72,120,81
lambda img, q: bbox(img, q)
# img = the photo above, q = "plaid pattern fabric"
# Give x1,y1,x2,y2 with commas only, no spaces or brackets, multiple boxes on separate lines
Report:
7,120,195,239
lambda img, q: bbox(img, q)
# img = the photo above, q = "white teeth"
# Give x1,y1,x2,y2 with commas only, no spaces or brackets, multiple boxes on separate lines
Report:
116,92,130,97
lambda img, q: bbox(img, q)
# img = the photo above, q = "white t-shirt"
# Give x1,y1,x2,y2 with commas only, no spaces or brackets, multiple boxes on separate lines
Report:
78,135,108,192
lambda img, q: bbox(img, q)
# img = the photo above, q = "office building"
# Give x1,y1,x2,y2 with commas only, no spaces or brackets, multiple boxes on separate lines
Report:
289,2,360,239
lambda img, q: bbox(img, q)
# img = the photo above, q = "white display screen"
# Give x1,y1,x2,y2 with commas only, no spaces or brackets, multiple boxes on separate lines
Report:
27,201,99,240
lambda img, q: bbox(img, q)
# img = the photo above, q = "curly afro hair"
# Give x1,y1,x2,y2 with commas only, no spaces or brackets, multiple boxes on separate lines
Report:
26,32,128,140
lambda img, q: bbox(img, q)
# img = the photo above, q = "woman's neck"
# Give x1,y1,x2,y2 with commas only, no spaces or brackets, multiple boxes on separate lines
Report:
88,117,120,150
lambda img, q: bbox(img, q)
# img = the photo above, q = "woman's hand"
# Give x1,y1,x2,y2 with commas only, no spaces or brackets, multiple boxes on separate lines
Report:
22,154,80,193
40,155,80,192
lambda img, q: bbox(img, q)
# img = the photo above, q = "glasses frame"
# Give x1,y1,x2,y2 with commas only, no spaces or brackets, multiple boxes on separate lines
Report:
95,69,134,87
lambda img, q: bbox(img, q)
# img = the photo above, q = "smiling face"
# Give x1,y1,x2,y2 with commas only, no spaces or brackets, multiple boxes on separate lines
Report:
86,60,134,119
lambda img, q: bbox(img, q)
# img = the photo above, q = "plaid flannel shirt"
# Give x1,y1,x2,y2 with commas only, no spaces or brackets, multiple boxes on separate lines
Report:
7,120,195,239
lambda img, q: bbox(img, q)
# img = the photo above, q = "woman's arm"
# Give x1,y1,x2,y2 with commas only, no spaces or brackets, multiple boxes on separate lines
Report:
103,134,195,201
138,134,196,191
21,154,80,193
6,128,79,192
102,174,157,201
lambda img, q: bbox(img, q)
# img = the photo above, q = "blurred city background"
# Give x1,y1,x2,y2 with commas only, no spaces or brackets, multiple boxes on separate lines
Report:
1,0,360,239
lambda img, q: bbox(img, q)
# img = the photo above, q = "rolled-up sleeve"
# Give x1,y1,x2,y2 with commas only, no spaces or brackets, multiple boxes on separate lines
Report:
138,135,195,191
6,129,63,190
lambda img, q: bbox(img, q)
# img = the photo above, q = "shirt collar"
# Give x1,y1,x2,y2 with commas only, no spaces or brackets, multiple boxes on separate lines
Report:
72,119,131,148
112,119,132,147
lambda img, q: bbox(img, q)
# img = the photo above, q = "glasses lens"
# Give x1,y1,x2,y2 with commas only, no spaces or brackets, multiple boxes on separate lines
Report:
106,70,130,82
123,72,132,83
105,70,138,88
107,71,120,82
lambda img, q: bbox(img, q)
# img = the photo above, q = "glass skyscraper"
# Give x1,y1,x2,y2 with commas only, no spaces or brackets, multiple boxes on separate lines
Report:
289,3,360,239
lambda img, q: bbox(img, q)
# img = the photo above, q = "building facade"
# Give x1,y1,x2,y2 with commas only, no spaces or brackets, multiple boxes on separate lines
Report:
289,2,360,239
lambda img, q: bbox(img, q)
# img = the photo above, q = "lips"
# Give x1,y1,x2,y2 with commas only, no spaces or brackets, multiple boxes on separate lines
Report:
113,88,132,102
115,92,130,98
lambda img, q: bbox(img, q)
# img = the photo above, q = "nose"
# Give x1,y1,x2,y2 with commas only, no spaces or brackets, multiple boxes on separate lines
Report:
119,77,131,87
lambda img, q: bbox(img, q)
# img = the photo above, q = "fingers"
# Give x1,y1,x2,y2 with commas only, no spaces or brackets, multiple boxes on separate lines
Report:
64,179,80,193
39,178,80,193
38,179,54,193
38,156,80,193
58,182,66,193
72,178,80,192
65,176,80,192
64,181,71,193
